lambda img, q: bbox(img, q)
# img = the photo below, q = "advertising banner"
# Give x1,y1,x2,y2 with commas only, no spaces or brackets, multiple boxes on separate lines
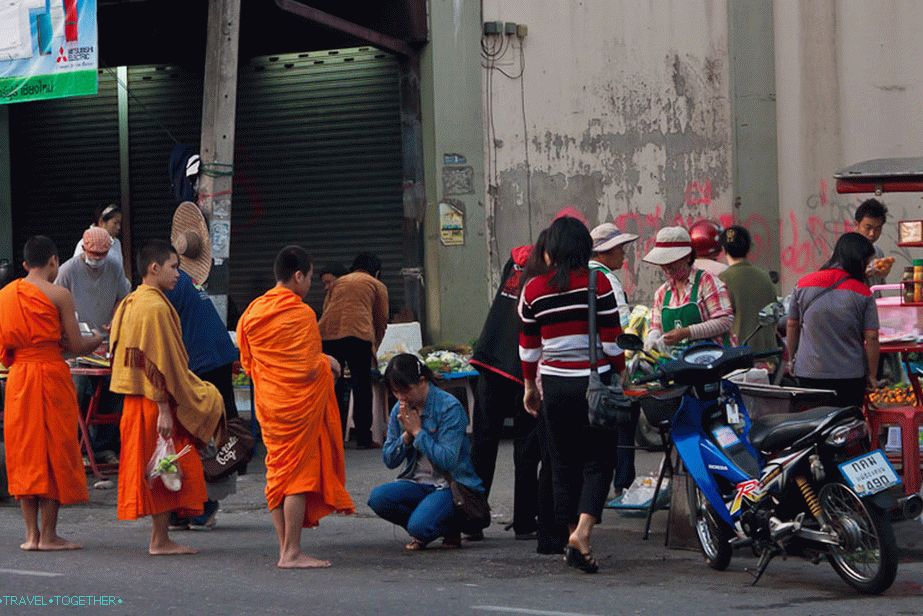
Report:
0,0,98,105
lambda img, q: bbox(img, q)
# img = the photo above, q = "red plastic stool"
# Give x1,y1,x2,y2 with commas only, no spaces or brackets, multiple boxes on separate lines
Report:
865,404,922,495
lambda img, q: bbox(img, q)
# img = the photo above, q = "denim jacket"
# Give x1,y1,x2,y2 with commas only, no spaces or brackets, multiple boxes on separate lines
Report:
382,385,484,493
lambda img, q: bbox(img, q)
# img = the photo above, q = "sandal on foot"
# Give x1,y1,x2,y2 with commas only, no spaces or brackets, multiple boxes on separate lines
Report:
404,538,426,551
565,545,599,574
441,535,462,549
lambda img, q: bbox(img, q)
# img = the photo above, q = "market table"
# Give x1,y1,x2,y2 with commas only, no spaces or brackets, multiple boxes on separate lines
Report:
70,365,117,481
867,340,923,494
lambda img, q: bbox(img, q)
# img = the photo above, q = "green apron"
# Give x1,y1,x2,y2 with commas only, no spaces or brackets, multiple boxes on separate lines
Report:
661,270,730,348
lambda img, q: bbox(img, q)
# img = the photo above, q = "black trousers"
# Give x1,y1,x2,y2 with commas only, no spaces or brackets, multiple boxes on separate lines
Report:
323,337,374,447
195,363,238,420
612,401,640,490
797,376,867,410
541,374,619,525
471,370,540,534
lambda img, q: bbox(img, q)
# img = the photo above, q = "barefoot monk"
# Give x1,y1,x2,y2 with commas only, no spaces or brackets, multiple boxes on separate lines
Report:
109,239,223,555
237,245,354,569
0,236,102,551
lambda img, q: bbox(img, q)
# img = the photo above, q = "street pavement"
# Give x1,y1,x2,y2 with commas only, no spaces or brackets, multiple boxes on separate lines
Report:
0,442,921,615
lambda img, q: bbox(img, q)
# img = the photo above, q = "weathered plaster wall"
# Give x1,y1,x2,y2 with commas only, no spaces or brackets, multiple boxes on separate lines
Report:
482,0,734,302
774,0,923,293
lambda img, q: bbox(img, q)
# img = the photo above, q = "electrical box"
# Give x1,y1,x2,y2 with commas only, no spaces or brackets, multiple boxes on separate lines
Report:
483,21,503,35
516,23,528,38
504,21,518,35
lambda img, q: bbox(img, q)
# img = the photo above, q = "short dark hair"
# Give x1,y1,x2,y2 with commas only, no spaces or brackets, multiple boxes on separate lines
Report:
274,245,313,282
23,236,58,268
384,353,435,391
720,225,752,259
94,203,121,225
137,239,178,276
545,216,592,291
351,253,381,276
821,232,875,282
854,198,888,223
320,263,347,278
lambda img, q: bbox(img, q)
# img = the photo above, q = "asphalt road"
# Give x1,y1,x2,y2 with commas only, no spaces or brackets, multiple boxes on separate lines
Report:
1,444,921,615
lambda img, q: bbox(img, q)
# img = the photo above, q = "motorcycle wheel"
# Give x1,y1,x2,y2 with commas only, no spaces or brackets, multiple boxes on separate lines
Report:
689,485,733,570
819,482,898,594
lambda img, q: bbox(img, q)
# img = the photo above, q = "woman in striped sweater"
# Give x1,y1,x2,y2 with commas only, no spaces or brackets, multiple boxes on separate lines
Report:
519,216,624,573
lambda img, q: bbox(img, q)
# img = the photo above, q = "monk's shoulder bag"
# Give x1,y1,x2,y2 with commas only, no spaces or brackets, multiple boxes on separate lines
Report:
202,416,255,482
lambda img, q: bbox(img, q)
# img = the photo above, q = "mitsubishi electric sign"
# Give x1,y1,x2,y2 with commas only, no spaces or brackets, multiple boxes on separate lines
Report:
0,0,98,105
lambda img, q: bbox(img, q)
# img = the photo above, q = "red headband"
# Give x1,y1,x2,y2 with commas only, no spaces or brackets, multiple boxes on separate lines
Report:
655,241,691,248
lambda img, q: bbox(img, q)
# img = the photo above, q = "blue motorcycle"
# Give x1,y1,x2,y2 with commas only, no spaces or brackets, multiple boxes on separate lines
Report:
622,335,922,594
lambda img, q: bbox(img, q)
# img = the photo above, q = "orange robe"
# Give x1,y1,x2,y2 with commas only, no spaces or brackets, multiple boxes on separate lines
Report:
116,397,205,520
0,280,88,505
237,286,354,526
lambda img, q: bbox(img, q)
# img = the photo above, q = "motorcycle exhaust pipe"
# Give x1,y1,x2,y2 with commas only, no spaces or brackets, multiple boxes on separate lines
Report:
897,494,923,521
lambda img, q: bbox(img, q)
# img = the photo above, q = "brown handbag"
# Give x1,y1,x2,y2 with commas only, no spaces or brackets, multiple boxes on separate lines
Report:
202,416,255,482
450,479,491,533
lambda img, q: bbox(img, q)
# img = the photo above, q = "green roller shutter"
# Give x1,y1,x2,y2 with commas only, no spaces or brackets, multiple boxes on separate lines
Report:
231,47,404,317
9,69,119,265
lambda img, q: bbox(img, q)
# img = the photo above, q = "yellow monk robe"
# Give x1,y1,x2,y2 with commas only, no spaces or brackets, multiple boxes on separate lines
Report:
237,287,354,526
0,280,88,505
108,285,223,520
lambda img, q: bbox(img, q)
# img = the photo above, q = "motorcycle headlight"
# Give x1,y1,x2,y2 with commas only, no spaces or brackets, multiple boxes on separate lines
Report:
825,420,867,447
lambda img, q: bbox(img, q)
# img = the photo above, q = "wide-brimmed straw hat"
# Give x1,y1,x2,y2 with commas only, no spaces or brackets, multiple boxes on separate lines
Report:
590,223,638,252
643,226,693,265
171,201,212,285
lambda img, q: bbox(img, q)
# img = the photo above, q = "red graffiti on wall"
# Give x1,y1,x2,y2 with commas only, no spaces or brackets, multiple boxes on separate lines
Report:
684,179,713,207
780,211,854,275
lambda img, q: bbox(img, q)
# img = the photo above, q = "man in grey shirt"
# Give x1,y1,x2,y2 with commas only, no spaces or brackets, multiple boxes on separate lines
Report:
55,227,131,330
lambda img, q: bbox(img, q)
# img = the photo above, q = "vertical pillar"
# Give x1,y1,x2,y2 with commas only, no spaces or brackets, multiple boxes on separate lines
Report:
116,66,132,277
197,0,241,323
398,54,426,331
0,106,11,264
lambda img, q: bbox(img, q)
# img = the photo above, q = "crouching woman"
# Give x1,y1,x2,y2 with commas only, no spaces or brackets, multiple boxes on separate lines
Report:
368,354,485,550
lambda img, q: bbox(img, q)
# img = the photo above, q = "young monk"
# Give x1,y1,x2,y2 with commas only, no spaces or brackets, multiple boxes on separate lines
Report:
0,236,102,551
109,239,223,555
237,245,354,569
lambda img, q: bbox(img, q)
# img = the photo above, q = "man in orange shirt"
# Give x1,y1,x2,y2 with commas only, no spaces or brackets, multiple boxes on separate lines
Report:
318,253,389,449
0,236,101,550
238,246,354,568
109,239,223,555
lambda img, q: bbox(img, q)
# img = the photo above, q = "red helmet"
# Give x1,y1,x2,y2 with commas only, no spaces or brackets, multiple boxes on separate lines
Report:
690,220,723,258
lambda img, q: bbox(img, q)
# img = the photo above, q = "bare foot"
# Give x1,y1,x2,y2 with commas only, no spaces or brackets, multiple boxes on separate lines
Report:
567,531,590,555
20,540,40,551
149,540,198,555
37,536,82,551
277,552,331,569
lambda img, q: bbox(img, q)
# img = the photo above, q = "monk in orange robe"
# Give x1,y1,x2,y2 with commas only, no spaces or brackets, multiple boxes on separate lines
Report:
0,236,102,551
237,245,354,568
109,239,223,555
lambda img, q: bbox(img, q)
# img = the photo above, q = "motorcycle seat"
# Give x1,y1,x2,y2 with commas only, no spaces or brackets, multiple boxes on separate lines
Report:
749,406,863,452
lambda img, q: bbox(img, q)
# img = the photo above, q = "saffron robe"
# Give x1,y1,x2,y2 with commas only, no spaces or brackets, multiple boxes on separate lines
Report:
237,287,354,526
0,280,88,505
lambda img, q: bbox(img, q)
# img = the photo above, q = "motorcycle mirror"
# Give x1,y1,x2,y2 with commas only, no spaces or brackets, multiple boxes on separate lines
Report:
617,333,644,352
757,301,784,326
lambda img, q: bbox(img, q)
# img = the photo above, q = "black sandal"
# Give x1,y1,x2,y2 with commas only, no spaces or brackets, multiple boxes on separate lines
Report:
565,545,599,573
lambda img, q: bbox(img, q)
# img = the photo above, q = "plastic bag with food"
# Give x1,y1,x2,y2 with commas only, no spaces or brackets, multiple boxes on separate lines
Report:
146,436,192,492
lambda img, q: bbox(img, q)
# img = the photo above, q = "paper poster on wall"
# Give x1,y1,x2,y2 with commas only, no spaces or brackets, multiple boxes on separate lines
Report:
0,0,98,105
439,200,464,246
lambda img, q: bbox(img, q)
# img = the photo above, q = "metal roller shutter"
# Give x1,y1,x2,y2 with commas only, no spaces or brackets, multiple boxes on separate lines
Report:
231,47,404,316
9,69,119,264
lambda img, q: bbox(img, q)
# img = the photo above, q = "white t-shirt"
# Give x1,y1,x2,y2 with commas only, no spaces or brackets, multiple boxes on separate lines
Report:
589,259,630,328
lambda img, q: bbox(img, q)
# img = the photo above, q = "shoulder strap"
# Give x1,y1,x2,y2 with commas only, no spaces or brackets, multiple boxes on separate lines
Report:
689,269,704,302
587,270,599,373
799,275,848,321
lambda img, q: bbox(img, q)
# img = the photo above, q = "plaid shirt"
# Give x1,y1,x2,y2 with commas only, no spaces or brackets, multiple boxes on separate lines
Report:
651,267,735,344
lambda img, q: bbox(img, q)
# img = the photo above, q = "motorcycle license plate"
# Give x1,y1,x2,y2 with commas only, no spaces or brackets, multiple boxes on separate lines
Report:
838,450,902,496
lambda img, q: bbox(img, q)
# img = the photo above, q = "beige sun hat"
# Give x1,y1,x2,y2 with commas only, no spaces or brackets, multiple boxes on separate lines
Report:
590,223,639,252
171,201,212,285
642,226,693,265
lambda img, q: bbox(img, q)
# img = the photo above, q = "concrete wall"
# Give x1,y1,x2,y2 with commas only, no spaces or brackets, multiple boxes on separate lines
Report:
774,0,923,293
420,0,489,343
481,0,734,302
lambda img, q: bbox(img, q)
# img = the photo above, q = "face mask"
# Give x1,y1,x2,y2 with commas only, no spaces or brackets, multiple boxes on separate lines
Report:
84,256,104,269
662,261,692,282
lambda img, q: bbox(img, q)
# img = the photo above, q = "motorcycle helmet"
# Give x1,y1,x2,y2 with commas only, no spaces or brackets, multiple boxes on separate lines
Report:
690,219,723,259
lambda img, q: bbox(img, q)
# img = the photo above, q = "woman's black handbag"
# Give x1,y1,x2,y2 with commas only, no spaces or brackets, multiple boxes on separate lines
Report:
202,416,255,482
450,479,491,533
585,270,633,430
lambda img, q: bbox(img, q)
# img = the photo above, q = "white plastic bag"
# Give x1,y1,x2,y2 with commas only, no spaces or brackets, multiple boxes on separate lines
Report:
146,436,191,492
